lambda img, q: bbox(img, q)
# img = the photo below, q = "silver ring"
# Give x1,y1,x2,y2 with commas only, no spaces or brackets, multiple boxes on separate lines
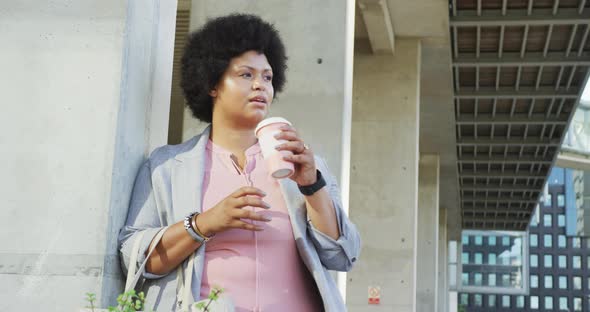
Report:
303,143,310,150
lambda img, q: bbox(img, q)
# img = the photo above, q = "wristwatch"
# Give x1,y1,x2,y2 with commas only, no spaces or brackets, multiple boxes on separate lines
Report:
298,169,327,196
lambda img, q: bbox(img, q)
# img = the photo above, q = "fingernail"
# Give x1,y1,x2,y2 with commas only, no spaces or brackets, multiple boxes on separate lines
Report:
264,216,272,221
274,133,281,138
275,145,281,150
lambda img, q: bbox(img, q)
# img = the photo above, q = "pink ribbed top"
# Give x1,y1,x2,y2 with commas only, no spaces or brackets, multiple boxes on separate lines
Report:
199,140,323,312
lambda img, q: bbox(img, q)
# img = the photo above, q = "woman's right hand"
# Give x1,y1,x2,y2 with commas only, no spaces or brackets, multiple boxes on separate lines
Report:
196,186,271,236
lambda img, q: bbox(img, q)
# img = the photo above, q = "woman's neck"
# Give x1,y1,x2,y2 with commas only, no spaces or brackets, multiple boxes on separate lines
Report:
209,122,258,168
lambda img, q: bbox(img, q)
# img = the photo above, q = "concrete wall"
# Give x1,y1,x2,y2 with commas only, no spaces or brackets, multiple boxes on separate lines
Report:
0,1,175,310
348,39,421,311
181,0,350,183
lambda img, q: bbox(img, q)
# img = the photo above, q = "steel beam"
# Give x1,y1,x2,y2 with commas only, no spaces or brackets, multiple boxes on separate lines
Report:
451,9,590,27
456,114,568,125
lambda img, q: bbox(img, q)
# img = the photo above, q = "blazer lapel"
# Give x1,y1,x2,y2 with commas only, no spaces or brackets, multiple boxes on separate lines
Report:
170,126,211,221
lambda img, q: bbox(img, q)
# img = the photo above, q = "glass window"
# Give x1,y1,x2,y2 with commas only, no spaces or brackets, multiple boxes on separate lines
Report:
488,235,496,246
462,234,469,245
502,295,510,308
544,255,553,268
559,255,567,268
545,296,553,310
488,273,496,286
488,253,496,265
474,253,482,264
544,194,552,206
544,214,552,227
559,275,568,289
573,237,581,248
488,294,496,307
462,273,469,286
558,235,567,248
559,297,568,310
474,235,483,245
574,297,582,311
574,276,582,290
557,194,565,207
531,275,538,288
558,214,566,227
460,293,469,305
501,254,510,265
530,234,538,247
544,275,553,288
544,234,553,248
531,254,538,267
474,294,482,307
502,236,510,246
531,296,539,309
474,273,482,286
502,274,510,287
573,255,582,269
462,252,469,264
516,295,525,308
514,237,521,249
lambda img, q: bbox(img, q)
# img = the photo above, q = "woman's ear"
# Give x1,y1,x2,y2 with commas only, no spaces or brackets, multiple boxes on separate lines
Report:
209,89,218,97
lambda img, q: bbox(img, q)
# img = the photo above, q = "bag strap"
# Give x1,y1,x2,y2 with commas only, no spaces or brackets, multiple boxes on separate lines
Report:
124,227,169,291
175,251,196,310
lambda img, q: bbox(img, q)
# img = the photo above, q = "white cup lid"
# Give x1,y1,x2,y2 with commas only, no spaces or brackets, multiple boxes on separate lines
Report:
255,117,292,136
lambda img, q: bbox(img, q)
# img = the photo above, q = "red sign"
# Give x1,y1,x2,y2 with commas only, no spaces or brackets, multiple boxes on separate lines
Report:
368,286,381,304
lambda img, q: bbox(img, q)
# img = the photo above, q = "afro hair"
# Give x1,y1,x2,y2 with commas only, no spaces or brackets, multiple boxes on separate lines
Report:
180,14,288,123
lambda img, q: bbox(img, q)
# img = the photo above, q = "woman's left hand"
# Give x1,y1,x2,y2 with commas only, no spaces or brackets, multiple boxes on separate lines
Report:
274,124,317,186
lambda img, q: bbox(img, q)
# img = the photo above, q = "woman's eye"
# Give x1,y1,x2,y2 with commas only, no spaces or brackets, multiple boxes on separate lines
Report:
264,75,273,81
240,72,252,78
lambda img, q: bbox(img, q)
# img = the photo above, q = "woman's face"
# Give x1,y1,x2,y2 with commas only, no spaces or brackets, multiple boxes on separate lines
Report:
211,50,274,128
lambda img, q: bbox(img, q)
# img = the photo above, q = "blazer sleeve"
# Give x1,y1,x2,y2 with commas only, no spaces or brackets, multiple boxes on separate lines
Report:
306,156,361,272
118,160,167,279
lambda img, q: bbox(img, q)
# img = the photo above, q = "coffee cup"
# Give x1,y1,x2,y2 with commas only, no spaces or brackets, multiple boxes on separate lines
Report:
255,117,294,179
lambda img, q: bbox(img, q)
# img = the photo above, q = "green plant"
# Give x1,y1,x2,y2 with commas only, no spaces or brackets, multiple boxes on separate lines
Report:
85,290,146,312
85,286,223,311
193,287,224,312
85,293,97,312
108,290,146,312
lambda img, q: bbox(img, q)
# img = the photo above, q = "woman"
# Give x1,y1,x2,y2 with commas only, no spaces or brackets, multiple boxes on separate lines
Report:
119,14,360,312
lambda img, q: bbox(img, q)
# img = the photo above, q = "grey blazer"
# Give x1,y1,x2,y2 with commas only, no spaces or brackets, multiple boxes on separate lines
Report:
118,126,361,311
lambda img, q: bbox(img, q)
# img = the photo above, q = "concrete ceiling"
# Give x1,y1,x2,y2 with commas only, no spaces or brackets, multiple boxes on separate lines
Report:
451,0,590,231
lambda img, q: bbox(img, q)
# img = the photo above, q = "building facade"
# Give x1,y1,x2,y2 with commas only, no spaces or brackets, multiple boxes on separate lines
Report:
460,167,590,311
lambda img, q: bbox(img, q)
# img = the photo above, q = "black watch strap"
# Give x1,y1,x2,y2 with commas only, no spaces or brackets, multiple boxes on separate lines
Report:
298,169,326,196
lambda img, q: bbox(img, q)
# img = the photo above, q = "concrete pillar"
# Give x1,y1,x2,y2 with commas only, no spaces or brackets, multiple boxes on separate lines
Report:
348,38,421,311
417,155,440,312
448,291,458,312
438,208,449,312
0,1,175,310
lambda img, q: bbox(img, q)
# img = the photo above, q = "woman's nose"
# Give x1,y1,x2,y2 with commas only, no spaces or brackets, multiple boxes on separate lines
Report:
252,77,266,91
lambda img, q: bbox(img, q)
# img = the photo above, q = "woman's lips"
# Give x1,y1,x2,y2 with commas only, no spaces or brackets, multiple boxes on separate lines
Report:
248,100,267,108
